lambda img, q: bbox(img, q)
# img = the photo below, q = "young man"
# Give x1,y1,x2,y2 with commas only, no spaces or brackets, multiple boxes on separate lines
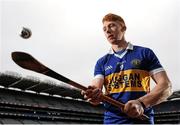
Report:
82,13,172,124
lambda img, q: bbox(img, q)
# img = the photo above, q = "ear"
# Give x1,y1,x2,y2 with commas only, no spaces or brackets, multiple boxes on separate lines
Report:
121,26,126,32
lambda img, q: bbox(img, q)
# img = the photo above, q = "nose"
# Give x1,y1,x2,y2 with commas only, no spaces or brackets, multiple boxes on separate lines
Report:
105,27,111,34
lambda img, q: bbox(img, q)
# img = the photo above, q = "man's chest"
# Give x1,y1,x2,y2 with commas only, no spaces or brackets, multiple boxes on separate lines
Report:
104,55,146,76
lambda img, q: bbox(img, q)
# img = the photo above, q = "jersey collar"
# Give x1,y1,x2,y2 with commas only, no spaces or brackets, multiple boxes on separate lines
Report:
108,42,134,54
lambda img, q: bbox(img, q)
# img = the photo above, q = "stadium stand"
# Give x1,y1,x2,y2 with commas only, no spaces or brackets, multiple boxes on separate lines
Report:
0,71,180,124
0,71,104,124
153,97,180,124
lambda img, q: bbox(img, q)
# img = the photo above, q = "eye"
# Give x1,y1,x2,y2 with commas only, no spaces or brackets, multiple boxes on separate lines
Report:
109,23,115,28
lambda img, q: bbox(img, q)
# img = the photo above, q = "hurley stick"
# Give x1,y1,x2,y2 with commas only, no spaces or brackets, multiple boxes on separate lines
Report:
11,51,149,120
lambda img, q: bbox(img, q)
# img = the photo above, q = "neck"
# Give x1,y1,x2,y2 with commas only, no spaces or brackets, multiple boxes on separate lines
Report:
112,40,128,52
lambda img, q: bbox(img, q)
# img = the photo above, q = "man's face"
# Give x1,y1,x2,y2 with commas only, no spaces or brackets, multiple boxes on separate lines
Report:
103,21,125,45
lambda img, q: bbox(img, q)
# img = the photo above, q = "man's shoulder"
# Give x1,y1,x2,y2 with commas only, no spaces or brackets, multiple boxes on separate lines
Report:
133,44,151,50
96,53,111,63
132,44,157,58
132,44,153,53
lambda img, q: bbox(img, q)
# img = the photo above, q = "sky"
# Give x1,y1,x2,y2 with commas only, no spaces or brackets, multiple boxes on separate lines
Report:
0,0,180,91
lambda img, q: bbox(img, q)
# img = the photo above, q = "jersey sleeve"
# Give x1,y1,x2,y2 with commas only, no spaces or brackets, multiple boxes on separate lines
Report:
145,48,165,75
94,58,105,79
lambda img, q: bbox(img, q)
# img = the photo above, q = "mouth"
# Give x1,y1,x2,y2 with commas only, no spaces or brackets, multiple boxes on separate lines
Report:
108,34,114,39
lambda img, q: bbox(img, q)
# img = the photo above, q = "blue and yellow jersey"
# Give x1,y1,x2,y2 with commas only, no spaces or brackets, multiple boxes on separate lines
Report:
94,42,164,124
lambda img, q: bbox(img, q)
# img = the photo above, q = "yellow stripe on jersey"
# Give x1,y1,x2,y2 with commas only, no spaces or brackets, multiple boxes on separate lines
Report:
104,69,150,94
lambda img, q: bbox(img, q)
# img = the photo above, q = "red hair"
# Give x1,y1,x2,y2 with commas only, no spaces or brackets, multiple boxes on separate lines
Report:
102,13,126,30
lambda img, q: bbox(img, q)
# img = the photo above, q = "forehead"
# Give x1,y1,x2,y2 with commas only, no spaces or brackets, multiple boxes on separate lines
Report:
103,21,121,27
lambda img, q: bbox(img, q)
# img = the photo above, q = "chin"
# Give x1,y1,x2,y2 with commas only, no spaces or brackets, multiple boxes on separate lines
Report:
108,40,118,45
108,39,115,43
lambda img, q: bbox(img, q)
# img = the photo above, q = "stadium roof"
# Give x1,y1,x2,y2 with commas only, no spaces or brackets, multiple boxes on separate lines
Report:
0,71,84,100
